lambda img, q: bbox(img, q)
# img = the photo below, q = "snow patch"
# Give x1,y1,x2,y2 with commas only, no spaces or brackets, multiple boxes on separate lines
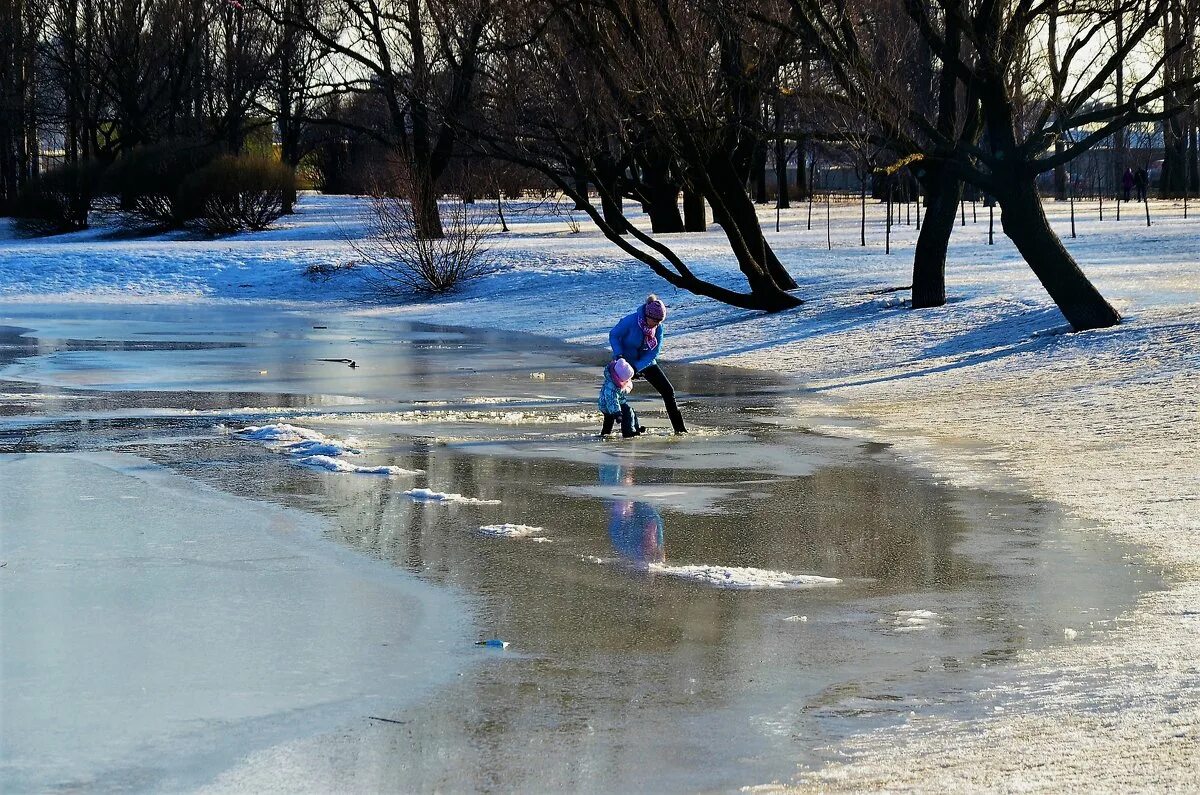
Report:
404,488,501,505
645,563,841,590
292,409,597,426
476,523,544,538
232,422,416,476
295,456,419,476
880,609,944,632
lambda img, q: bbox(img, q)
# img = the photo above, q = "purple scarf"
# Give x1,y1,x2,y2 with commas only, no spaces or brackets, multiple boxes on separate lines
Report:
638,310,659,351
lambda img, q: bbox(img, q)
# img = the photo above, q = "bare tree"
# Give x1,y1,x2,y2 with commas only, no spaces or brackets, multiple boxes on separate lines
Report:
257,0,494,238
354,165,494,292
788,0,1200,331
473,0,805,311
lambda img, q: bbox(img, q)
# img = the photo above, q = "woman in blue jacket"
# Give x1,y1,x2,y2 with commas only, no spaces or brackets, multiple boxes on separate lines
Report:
608,294,688,434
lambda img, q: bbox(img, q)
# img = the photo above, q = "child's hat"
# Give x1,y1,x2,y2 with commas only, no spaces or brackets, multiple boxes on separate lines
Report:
609,358,635,389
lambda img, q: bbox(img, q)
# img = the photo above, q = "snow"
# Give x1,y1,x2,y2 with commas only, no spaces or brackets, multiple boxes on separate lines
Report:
880,609,944,633
403,488,501,505
4,192,1199,789
645,563,842,590
295,455,419,476
476,523,545,539
232,422,418,476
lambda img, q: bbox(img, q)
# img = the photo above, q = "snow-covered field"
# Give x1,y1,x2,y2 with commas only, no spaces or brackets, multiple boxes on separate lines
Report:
3,192,1198,790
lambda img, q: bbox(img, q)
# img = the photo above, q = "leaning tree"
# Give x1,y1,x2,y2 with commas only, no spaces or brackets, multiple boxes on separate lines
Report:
466,0,805,312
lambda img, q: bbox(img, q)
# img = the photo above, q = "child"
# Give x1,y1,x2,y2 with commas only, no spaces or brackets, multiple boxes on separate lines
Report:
598,358,646,438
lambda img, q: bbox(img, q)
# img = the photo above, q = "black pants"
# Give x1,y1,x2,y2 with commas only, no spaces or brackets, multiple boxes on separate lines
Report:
601,404,640,437
636,364,687,433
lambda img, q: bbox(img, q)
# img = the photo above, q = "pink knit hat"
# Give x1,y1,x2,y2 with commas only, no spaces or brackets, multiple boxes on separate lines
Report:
644,294,666,321
609,358,635,390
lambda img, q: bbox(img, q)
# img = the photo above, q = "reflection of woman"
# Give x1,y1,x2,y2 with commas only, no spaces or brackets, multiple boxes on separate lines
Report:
599,464,665,563
608,294,688,435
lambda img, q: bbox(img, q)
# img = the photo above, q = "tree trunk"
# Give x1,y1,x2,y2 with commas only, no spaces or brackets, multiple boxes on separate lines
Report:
1053,148,1067,201
795,143,808,200
911,164,962,308
594,158,626,231
638,147,684,233
600,189,624,229
773,114,789,209
682,186,706,231
752,141,768,204
410,166,444,240
705,157,799,292
643,186,683,232
997,177,1120,331
572,160,589,210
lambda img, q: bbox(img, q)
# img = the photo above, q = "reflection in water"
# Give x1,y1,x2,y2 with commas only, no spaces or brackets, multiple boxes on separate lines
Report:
600,464,665,564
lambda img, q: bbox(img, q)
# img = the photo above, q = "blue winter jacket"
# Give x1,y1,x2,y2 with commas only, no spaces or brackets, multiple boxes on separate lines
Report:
609,308,663,373
597,368,629,416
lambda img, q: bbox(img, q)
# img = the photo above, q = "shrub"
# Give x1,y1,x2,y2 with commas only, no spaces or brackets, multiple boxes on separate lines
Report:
11,161,103,236
354,192,494,294
102,141,216,228
183,155,296,233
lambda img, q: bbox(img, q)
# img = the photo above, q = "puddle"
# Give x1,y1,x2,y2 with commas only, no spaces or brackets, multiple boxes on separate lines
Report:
0,303,1159,792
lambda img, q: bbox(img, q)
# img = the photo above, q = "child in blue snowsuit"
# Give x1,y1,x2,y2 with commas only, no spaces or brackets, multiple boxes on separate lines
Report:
598,357,646,438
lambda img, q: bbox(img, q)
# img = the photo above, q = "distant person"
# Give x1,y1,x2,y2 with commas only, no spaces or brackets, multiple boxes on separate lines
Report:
1121,167,1134,202
1135,167,1149,202
608,294,688,435
598,357,645,438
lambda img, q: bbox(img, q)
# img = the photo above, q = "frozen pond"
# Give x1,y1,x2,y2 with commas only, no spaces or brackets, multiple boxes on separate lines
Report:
0,303,1158,792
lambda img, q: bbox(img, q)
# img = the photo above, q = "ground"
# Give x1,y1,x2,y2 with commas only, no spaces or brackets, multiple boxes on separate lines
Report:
2,193,1197,790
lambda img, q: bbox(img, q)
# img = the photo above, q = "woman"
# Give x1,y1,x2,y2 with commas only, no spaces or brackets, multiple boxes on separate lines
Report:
608,294,688,434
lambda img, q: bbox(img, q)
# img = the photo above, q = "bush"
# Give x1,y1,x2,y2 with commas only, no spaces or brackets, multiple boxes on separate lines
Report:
355,192,494,294
11,161,103,236
102,141,217,228
183,155,296,233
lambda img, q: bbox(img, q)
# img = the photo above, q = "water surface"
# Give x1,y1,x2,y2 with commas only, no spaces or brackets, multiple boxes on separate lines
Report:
0,303,1155,792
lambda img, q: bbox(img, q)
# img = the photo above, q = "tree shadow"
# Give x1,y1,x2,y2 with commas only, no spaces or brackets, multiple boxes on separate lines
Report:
674,293,914,363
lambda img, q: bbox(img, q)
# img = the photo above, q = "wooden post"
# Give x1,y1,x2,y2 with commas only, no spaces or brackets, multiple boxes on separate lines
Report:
886,182,893,254
1070,178,1077,239
826,189,832,250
